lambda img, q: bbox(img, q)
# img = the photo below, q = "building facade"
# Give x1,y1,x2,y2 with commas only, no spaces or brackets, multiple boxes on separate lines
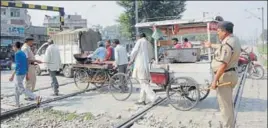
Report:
1,1,31,46
43,14,87,29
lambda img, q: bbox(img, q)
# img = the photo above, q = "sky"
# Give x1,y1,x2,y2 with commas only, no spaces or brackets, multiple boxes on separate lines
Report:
25,1,267,41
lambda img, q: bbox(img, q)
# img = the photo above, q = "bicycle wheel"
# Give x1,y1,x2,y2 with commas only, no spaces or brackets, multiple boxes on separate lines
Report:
109,73,133,101
74,69,89,91
92,69,107,88
166,77,200,111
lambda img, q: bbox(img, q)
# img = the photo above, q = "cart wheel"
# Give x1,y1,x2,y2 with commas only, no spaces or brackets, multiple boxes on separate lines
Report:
92,70,107,88
166,77,200,111
74,69,89,91
109,73,132,101
196,83,210,101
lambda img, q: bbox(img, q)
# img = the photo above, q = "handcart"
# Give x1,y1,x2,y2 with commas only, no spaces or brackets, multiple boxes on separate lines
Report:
73,53,133,100
116,17,221,111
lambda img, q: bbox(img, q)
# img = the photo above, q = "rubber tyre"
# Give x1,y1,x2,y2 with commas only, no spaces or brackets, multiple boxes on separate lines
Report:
109,73,132,101
166,77,200,111
74,69,89,91
63,66,74,78
92,70,107,88
35,65,42,76
250,65,264,80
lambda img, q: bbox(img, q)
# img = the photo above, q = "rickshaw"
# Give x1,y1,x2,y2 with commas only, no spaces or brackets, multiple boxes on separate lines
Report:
72,53,133,101
112,18,221,111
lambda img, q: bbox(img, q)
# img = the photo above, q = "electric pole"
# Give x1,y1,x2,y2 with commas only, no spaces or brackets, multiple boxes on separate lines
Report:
261,7,265,52
245,7,266,52
135,0,139,36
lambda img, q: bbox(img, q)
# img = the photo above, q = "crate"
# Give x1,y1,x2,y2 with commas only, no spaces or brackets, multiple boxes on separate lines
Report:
150,68,169,85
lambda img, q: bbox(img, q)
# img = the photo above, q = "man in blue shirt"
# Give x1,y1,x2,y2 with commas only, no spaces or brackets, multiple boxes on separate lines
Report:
90,41,106,62
9,42,41,107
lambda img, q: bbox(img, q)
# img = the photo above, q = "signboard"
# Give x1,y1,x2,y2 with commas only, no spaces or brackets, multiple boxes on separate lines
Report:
9,26,25,36
47,27,60,36
0,39,12,46
0,24,24,37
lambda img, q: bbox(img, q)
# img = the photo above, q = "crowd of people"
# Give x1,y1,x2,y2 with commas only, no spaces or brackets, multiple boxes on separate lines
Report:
9,20,240,128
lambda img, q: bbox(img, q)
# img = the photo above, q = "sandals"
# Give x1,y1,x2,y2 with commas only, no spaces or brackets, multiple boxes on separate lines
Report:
36,96,42,107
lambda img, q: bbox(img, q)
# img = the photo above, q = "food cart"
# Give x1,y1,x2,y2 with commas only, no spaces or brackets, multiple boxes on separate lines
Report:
134,18,220,111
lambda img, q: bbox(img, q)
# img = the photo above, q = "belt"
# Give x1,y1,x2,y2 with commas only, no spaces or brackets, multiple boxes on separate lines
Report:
30,62,37,65
214,67,236,74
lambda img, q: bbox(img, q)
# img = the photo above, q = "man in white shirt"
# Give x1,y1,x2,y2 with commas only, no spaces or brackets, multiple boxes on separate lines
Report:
44,39,61,96
130,33,160,105
113,39,128,73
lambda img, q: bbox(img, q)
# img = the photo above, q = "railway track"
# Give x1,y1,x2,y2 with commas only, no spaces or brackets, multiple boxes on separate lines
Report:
115,97,168,128
115,71,248,128
0,87,99,120
2,81,74,98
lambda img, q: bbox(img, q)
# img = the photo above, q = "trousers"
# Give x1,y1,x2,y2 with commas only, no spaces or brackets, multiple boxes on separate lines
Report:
217,85,235,128
15,75,37,106
25,65,36,91
48,70,59,94
138,79,157,102
118,64,128,74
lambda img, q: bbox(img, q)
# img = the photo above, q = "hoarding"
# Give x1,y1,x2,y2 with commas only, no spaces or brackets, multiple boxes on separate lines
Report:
0,24,25,37
0,39,12,46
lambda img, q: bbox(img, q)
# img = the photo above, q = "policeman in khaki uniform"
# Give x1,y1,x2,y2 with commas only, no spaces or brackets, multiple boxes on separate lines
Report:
21,37,42,100
203,21,241,128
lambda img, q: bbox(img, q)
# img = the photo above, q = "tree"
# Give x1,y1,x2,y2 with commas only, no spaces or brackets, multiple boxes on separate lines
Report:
117,0,186,40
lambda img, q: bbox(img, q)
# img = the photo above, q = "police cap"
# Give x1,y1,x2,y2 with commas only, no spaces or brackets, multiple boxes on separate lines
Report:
218,21,234,33
25,37,34,42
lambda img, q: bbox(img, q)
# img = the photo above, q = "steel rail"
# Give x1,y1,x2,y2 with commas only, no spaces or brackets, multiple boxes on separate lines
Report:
0,87,99,120
115,97,168,128
3,82,74,98
115,72,247,128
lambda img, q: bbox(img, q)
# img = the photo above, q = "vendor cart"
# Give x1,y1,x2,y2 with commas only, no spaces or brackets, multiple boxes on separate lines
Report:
132,17,220,111
73,54,133,101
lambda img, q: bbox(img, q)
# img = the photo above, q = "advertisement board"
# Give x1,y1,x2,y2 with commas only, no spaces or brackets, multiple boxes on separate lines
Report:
0,39,12,46
0,24,25,37
47,27,61,36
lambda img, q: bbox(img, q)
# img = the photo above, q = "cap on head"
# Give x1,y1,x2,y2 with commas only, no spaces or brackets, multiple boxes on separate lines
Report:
218,21,234,34
25,37,34,42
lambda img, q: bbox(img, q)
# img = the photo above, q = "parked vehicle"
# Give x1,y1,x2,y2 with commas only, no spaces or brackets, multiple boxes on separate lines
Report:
238,47,265,79
0,58,12,70
34,28,102,77
0,45,13,70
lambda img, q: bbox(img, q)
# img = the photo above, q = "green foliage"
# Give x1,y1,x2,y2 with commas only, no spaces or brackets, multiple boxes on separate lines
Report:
117,0,186,40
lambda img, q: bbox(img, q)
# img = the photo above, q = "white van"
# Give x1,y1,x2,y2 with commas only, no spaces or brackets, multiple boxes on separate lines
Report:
35,28,102,78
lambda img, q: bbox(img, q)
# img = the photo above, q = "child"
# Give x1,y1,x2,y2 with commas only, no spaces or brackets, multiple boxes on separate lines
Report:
9,41,41,107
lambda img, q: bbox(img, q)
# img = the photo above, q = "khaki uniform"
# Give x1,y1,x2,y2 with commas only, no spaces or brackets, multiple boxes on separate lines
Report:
211,34,241,128
21,44,36,91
